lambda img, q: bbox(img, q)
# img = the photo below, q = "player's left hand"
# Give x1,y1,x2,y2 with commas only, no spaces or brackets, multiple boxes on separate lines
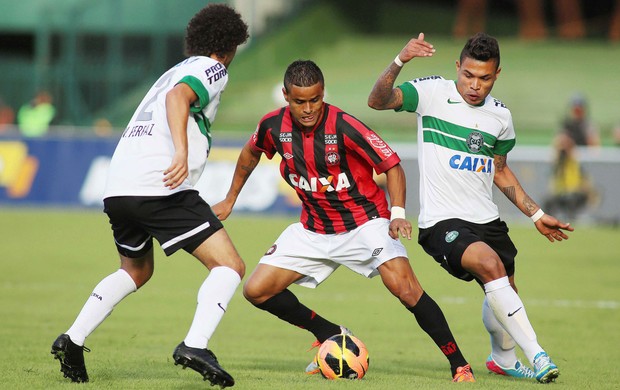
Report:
389,218,412,240
535,213,574,242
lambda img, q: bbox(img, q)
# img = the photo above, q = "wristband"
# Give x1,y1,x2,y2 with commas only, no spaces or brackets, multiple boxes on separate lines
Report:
393,55,404,67
390,206,406,221
530,208,544,223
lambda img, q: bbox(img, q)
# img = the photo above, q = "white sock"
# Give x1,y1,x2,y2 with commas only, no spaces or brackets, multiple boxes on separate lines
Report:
184,267,241,349
482,296,518,368
484,276,544,365
66,269,137,346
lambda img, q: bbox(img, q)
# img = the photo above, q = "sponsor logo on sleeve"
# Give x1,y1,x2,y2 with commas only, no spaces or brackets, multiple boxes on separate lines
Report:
366,133,394,158
204,62,227,84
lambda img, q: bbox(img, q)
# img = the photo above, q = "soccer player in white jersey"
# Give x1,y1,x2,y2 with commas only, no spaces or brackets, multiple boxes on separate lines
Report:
50,4,248,388
368,32,574,384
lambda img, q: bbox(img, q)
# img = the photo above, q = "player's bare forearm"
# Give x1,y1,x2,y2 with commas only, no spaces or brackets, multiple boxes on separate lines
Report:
385,164,407,208
213,144,261,220
493,155,539,217
369,33,435,111
493,156,573,241
368,65,403,110
227,143,261,200
164,84,195,188
385,164,412,240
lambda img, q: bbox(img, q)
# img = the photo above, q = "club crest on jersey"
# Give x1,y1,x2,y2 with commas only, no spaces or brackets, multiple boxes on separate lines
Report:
466,131,484,153
265,244,277,255
325,151,340,166
288,172,350,192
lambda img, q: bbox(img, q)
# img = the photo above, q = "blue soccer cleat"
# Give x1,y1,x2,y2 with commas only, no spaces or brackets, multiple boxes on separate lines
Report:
533,352,559,383
486,354,535,379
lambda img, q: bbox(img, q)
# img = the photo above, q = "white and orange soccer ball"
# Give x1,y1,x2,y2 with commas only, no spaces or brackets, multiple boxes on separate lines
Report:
316,334,369,380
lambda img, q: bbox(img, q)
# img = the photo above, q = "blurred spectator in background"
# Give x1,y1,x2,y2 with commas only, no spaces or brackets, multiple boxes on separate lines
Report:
17,90,56,137
456,0,595,40
92,118,114,137
613,123,620,146
556,93,600,148
544,135,598,221
546,93,600,221
611,0,620,41
453,0,488,38
0,96,15,133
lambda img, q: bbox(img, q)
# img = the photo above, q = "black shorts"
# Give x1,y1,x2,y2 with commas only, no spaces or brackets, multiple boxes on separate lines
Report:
418,218,517,282
103,190,224,258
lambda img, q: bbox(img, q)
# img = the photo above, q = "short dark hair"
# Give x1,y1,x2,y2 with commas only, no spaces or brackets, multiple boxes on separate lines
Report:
460,32,500,68
283,60,324,92
185,4,249,57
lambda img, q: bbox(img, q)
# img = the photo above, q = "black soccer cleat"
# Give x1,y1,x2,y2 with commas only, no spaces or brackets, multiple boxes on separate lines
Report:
51,334,90,383
173,342,235,388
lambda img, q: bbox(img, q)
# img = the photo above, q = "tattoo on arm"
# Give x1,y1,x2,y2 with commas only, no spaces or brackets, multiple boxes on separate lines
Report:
494,155,506,171
522,194,539,216
370,65,403,108
240,157,258,176
501,186,517,204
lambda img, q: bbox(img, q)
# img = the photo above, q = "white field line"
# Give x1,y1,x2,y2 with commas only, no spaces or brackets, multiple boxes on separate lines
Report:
440,297,620,310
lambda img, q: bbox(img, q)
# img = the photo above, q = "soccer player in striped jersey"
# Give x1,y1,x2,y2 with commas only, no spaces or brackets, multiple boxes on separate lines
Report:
214,60,475,382
368,32,574,383
50,4,248,387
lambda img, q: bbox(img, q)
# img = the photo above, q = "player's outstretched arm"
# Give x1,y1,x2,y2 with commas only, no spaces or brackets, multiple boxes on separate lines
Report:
368,32,435,111
493,154,574,242
212,143,262,220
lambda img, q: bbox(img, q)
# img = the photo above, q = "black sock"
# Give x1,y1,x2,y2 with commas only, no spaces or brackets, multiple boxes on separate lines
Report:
408,291,469,376
255,289,341,342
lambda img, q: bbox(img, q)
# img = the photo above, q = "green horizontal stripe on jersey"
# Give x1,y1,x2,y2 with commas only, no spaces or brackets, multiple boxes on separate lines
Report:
422,116,495,156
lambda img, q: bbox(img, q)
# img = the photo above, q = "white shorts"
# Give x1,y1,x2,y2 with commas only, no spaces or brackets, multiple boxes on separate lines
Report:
258,218,408,288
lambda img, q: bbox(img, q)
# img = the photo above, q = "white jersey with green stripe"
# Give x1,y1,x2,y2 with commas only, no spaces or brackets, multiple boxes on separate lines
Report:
104,56,228,198
397,76,516,228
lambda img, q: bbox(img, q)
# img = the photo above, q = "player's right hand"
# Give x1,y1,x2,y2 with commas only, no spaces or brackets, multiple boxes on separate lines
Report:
389,218,412,240
398,32,435,63
212,199,234,221
163,153,188,189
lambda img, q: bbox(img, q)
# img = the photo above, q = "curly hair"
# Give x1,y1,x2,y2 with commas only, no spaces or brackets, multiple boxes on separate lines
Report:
283,60,324,92
460,32,500,69
185,3,249,57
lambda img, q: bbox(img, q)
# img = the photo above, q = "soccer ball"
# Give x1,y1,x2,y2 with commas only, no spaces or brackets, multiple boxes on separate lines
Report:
316,334,369,380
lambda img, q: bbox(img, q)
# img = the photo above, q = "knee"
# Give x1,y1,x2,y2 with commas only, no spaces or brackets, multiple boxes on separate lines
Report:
242,279,265,305
474,256,505,282
230,258,246,280
124,267,153,289
387,279,424,307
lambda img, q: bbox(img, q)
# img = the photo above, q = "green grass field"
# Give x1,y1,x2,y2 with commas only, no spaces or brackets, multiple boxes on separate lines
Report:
1,209,619,389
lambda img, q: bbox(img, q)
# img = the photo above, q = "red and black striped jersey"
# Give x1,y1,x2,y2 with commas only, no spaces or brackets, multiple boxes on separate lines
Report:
249,103,401,234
